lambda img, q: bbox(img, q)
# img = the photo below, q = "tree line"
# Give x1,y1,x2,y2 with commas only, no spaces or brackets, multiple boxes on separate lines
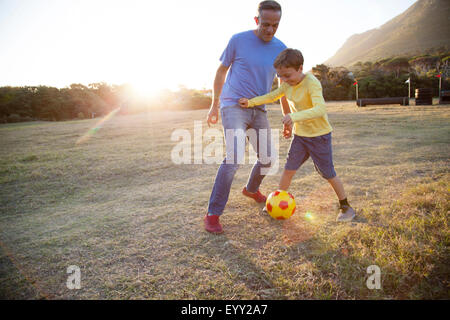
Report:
1,52,448,123
0,83,211,123
312,52,449,101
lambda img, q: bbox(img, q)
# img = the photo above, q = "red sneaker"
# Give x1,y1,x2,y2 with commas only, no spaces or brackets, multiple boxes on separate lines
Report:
204,214,223,234
242,187,267,203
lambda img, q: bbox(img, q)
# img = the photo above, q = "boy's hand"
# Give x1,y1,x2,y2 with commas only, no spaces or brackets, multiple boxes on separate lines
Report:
283,123,292,139
238,98,249,108
282,114,293,127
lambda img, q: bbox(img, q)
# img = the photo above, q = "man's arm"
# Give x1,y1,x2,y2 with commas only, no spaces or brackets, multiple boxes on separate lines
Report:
207,63,230,127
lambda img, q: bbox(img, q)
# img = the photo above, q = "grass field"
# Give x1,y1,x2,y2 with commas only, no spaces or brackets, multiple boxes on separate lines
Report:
0,101,449,299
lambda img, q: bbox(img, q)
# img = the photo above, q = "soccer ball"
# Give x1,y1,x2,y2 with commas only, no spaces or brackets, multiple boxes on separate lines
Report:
266,190,296,220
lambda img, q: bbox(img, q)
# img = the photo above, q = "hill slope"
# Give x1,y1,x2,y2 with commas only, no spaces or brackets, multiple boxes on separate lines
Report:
325,0,450,67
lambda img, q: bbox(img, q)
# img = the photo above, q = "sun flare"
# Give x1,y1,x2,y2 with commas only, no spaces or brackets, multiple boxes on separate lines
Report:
130,81,160,100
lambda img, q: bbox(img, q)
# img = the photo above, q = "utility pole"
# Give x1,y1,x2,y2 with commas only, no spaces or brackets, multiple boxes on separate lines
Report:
437,74,442,100
405,77,410,100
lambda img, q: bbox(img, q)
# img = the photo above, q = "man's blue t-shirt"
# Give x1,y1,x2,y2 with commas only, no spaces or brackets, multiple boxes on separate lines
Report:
219,30,287,110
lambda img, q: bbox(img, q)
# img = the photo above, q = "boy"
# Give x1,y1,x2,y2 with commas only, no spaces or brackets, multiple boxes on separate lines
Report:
239,48,355,222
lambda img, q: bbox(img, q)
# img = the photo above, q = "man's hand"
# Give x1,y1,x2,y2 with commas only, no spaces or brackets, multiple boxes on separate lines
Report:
283,123,292,139
207,64,230,127
282,114,293,127
238,98,249,108
206,103,219,127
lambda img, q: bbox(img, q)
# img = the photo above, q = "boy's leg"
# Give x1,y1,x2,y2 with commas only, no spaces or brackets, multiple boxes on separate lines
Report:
280,135,310,193
262,135,308,212
327,176,347,201
284,134,310,176
270,134,310,194
278,169,297,191
327,174,354,222
306,133,355,222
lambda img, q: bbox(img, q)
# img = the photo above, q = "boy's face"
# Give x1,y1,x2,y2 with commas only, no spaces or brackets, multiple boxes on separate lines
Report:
276,66,304,86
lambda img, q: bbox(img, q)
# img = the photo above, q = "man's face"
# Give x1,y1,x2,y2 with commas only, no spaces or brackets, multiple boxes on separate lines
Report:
276,66,303,86
255,9,281,42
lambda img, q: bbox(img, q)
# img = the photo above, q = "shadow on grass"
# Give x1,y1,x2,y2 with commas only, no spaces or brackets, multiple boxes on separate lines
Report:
200,221,289,299
0,242,46,299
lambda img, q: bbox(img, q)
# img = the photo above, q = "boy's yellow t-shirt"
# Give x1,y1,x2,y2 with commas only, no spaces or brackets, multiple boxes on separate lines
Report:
248,73,332,137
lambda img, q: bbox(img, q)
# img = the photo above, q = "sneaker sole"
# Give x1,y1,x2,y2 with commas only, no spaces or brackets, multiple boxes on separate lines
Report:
336,213,356,222
242,189,266,203
243,195,266,203
205,228,224,234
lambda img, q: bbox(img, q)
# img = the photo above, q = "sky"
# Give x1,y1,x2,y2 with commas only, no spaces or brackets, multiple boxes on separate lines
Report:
0,0,417,95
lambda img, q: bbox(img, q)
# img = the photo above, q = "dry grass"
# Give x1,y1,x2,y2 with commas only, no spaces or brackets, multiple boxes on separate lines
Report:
0,102,449,299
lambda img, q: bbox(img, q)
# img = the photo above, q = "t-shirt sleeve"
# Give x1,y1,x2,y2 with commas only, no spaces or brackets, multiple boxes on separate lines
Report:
248,82,287,107
289,79,327,122
219,36,236,67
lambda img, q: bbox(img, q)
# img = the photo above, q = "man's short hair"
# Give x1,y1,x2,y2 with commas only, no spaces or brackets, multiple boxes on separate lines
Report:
258,1,282,16
274,49,304,70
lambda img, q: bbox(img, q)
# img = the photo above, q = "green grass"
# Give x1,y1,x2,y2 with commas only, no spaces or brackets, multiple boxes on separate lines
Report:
0,102,449,299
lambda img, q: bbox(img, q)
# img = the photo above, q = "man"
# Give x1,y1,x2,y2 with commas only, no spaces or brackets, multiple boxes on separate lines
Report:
205,1,290,234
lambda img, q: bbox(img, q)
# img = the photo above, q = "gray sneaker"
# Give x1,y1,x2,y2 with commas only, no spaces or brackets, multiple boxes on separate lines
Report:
336,205,356,222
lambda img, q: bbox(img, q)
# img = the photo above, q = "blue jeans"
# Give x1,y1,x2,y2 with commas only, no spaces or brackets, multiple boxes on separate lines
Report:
207,105,272,216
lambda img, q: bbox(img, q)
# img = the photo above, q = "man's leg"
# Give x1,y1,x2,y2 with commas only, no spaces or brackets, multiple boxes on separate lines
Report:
207,106,249,216
207,159,240,216
245,110,273,194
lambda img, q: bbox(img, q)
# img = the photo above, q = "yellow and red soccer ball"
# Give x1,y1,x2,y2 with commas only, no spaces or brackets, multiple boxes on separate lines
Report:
266,190,296,220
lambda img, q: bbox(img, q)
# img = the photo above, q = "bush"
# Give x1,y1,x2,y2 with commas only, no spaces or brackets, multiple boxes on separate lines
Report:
7,114,22,123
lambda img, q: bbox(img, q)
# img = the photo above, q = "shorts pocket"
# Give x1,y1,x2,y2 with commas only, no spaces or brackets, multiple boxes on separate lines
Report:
319,133,331,144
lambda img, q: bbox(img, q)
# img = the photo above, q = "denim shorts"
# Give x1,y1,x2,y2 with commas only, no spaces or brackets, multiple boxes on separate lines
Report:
285,132,337,179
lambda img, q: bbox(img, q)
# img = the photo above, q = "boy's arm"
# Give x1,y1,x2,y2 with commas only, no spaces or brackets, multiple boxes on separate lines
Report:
279,79,292,138
289,80,326,122
279,79,290,116
247,83,287,107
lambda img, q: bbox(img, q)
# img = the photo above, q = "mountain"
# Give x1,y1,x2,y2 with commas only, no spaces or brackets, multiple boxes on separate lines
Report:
325,0,450,67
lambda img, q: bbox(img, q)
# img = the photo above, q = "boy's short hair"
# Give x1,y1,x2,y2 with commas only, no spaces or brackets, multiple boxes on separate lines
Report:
258,1,282,16
274,49,304,70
